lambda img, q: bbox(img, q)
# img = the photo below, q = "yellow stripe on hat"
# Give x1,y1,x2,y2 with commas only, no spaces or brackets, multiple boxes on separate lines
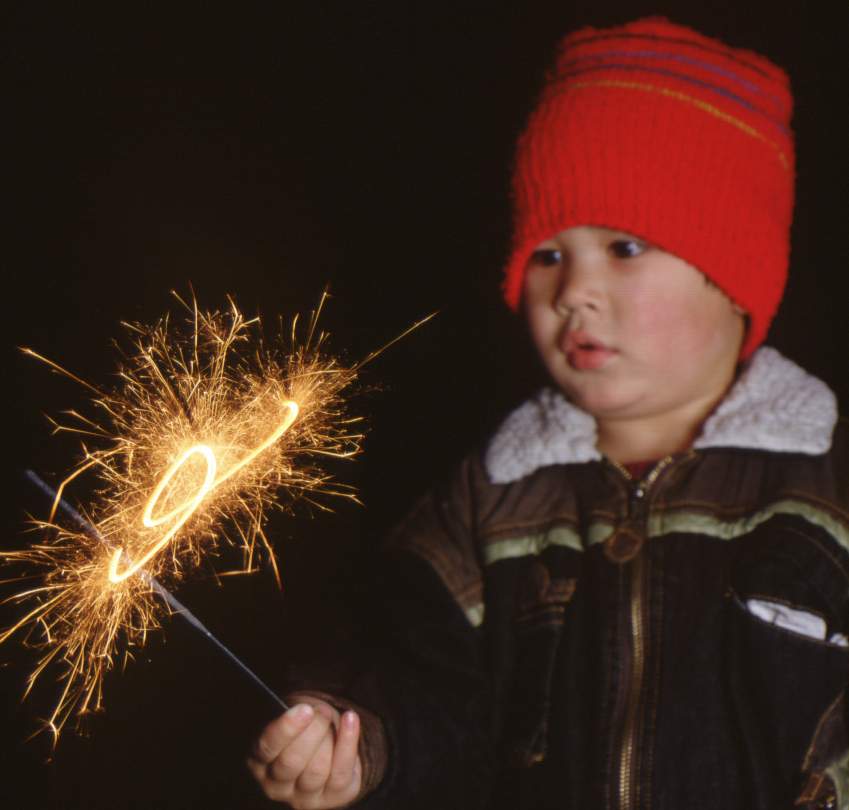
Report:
565,78,790,170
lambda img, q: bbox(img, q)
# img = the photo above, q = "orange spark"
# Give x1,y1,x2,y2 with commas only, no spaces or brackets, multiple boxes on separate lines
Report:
109,400,300,583
1,291,383,740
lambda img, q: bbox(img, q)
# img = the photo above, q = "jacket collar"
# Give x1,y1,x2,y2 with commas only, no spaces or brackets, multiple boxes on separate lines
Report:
485,347,838,484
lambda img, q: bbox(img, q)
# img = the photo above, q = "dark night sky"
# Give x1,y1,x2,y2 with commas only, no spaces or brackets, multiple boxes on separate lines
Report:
4,3,847,807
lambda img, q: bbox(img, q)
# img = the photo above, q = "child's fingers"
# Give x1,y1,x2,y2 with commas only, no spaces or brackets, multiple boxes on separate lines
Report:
293,726,336,794
251,703,315,764
267,710,333,785
326,711,361,794
245,699,364,806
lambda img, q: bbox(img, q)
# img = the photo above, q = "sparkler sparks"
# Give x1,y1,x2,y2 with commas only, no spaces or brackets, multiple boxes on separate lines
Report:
3,291,427,741
108,398,300,583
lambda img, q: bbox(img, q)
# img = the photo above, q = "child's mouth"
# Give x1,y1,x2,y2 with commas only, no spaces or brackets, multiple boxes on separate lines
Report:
563,332,617,370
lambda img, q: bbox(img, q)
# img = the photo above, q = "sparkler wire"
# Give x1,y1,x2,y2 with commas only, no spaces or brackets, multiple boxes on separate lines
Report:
24,469,288,711
9,299,437,735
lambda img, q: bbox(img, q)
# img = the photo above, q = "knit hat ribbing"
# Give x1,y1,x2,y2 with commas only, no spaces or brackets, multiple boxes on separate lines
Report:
503,17,795,358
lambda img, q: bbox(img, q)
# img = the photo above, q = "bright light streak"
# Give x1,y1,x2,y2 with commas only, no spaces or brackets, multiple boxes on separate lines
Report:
109,401,299,582
110,444,217,582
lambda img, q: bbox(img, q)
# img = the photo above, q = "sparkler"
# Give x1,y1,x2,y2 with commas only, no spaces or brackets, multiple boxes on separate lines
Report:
25,468,288,713
3,290,430,741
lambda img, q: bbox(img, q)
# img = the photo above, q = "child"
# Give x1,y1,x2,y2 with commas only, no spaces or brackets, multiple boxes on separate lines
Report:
247,17,849,810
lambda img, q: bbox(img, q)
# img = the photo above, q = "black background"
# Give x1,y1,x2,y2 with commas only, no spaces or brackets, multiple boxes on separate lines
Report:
3,2,847,807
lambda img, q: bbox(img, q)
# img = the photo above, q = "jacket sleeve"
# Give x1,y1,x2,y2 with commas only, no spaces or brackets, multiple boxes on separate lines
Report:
346,455,497,809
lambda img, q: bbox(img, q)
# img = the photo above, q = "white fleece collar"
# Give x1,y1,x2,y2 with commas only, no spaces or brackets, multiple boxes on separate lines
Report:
485,347,838,484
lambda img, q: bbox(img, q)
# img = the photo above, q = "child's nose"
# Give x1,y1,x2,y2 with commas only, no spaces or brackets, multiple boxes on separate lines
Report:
554,263,603,314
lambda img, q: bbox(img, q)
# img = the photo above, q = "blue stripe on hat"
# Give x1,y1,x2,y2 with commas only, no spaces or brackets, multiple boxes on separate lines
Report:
557,62,790,136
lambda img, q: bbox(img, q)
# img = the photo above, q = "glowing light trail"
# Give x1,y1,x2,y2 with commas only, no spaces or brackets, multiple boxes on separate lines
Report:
109,401,299,582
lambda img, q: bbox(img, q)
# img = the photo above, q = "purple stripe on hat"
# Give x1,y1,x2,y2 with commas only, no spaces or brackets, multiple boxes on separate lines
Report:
569,49,785,112
567,30,778,83
557,62,790,136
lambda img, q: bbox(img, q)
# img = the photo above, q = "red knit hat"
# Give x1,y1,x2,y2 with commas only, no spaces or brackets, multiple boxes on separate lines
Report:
503,17,795,358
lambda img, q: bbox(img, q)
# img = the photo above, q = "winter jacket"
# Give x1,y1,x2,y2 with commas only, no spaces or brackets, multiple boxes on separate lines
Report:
335,347,849,810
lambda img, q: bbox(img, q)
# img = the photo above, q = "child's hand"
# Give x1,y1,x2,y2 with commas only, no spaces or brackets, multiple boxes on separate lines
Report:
247,699,362,808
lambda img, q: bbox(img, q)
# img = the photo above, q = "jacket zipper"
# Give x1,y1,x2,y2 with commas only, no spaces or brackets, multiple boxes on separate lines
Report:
612,456,674,810
619,548,646,810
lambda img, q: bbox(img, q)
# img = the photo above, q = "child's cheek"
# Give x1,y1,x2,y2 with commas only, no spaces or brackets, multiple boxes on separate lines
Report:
624,281,717,352
625,286,693,342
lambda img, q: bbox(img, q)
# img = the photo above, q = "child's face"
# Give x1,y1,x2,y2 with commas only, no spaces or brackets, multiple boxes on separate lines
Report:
524,226,745,432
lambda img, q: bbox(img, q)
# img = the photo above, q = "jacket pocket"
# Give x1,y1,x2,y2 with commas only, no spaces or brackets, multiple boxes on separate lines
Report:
503,560,576,768
723,587,849,806
732,593,849,651
730,593,849,810
729,524,849,651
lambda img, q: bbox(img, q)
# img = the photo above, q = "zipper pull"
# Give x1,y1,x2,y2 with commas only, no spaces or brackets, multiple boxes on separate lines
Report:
628,482,647,520
603,524,643,563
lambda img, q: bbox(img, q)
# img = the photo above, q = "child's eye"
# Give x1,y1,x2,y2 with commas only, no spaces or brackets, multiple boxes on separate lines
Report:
528,248,562,267
609,239,646,259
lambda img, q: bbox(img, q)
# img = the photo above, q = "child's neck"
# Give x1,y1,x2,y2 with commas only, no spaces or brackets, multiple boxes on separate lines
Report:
596,407,709,465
